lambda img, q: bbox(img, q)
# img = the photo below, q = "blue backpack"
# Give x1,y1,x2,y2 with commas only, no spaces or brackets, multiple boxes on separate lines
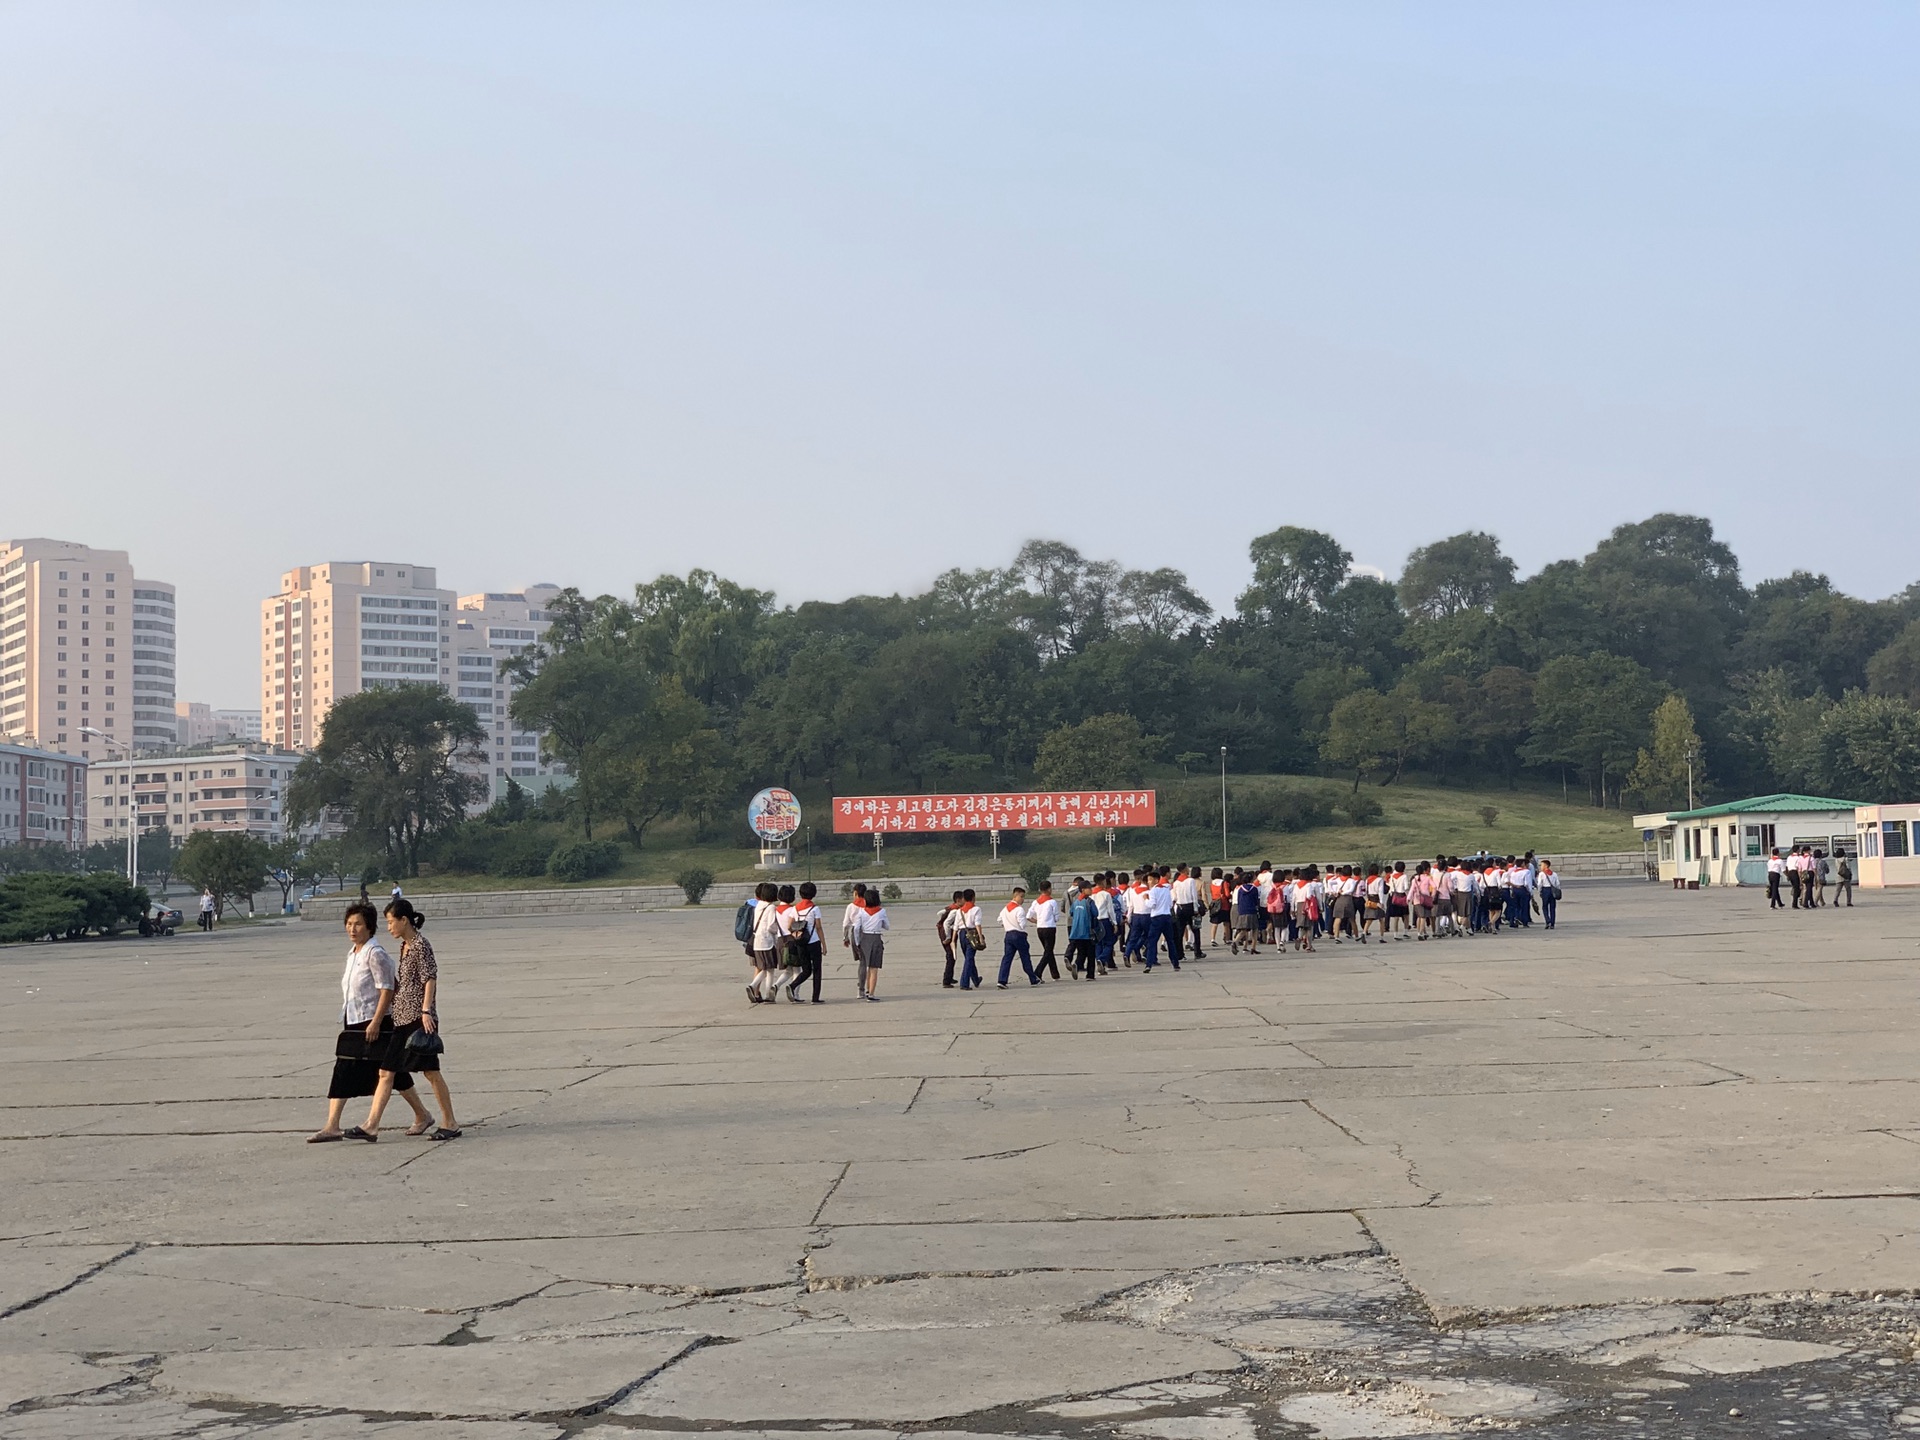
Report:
733,899,755,944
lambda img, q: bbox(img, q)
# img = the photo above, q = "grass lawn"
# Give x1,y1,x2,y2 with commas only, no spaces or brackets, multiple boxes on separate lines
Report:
401,774,1638,894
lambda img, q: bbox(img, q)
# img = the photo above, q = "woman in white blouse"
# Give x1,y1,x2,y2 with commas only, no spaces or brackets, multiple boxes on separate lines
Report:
309,902,428,1143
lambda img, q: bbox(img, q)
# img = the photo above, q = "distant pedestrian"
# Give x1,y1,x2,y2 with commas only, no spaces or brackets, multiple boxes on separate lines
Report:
937,890,963,989
955,889,984,990
1766,850,1785,909
1833,855,1853,909
1065,878,1097,979
747,881,783,1004
842,884,869,995
789,882,825,1002
198,888,216,932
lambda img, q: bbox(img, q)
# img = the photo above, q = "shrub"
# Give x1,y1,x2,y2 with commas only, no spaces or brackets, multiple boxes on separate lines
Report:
1478,805,1500,828
547,840,623,883
0,871,148,942
1019,859,1053,896
493,828,559,878
1343,794,1385,827
882,882,902,900
677,867,716,905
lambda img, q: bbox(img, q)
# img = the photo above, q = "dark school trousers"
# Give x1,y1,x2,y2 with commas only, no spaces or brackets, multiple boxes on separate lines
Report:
1542,894,1558,928
1094,918,1116,969
958,936,982,990
940,937,957,986
1788,871,1802,908
1140,914,1172,968
792,940,823,1001
1066,936,1096,977
1034,927,1059,979
998,932,1037,985
1767,874,1783,908
1164,912,1185,964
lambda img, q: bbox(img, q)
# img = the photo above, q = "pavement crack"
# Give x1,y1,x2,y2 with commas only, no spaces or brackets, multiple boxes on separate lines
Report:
1302,1099,1366,1145
809,1161,852,1226
902,1076,927,1114
0,1242,141,1319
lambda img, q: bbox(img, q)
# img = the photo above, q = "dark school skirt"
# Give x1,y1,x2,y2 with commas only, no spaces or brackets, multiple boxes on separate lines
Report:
382,1020,441,1074
328,1020,415,1099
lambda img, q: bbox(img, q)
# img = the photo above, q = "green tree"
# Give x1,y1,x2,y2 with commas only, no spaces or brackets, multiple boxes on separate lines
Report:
1522,652,1664,807
1626,694,1706,812
1812,692,1920,803
1398,531,1517,620
1321,689,1394,793
137,826,179,894
175,832,270,918
1237,527,1352,620
510,648,654,840
609,681,731,847
284,687,487,876
263,838,318,912
1033,713,1149,788
1867,619,1920,707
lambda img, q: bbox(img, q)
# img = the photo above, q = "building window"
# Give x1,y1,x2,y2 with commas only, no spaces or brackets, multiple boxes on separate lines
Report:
1888,822,1913,860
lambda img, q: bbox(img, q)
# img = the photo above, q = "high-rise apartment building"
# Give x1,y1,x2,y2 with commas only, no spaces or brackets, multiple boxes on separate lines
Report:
261,563,454,750
452,585,561,801
0,538,177,761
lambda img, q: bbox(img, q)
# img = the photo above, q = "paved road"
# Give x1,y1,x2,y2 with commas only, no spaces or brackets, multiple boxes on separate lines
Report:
3,883,1918,1436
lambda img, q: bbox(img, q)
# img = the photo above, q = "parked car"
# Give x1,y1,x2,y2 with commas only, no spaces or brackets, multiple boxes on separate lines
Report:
141,906,183,938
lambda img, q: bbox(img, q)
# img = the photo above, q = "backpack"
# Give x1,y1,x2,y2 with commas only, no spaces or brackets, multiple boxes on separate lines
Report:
733,900,755,944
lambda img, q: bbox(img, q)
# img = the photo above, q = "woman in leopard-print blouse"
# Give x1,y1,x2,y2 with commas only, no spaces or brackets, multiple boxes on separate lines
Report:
363,898,462,1139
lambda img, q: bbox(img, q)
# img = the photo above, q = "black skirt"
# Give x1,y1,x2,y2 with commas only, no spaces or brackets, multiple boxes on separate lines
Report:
328,1020,415,1099
382,1020,441,1074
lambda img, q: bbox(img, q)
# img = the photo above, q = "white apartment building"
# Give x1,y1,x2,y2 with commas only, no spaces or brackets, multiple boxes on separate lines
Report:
452,584,562,802
0,538,178,760
88,742,299,842
0,741,85,848
261,563,454,751
176,703,263,747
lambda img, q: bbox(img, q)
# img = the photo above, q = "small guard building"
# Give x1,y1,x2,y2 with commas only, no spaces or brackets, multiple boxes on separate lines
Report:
1853,804,1920,888
1633,794,1861,887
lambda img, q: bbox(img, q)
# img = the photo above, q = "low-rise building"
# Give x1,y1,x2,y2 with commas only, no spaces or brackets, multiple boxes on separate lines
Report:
175,703,263,747
1634,793,1861,886
87,742,300,843
0,741,85,847
1853,804,1920,887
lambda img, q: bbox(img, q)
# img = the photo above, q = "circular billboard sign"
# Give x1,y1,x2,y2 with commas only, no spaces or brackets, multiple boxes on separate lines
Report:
748,786,802,843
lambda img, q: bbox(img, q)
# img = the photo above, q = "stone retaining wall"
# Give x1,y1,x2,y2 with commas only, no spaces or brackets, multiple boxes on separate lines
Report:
300,851,1646,922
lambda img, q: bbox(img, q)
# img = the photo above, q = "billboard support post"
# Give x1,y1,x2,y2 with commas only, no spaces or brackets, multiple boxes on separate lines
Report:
989,828,1001,864
872,831,885,868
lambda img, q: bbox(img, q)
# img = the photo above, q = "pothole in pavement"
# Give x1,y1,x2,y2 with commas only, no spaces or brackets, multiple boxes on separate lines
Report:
925,1256,1920,1438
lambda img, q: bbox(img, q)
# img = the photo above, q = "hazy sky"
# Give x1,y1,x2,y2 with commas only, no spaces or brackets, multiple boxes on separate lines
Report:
3,3,1916,707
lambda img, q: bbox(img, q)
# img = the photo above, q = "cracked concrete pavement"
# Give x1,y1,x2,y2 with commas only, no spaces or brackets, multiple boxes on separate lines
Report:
6,882,1920,1435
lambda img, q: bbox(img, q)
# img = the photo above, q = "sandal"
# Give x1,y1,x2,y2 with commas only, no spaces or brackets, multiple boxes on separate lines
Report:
406,1117,435,1137
306,1131,343,1144
429,1127,462,1141
343,1126,378,1142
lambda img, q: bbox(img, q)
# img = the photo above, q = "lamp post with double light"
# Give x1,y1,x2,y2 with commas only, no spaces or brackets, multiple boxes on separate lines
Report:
80,727,137,887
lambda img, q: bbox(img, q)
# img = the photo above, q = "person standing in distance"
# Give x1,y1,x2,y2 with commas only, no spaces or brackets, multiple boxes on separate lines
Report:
1029,882,1061,981
997,886,1039,988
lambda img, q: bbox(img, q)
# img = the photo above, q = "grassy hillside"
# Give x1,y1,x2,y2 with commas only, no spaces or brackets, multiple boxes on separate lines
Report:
403,774,1637,893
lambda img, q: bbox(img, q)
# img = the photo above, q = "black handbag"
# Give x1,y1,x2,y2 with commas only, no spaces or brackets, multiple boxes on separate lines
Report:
405,1027,445,1057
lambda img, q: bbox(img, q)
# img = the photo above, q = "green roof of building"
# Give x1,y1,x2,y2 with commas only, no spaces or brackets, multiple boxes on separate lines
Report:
1663,793,1862,823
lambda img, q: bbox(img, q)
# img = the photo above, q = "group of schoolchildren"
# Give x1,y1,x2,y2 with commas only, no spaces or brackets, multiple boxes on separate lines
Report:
1765,847,1853,910
1217,855,1561,951
740,855,1563,1006
742,879,893,1006
935,866,1214,988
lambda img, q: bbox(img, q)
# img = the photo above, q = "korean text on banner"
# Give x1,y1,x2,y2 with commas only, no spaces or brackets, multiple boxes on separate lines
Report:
829,790,1158,835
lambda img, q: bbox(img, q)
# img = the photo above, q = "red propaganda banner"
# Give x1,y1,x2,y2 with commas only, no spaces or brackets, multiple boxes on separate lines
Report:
831,790,1157,835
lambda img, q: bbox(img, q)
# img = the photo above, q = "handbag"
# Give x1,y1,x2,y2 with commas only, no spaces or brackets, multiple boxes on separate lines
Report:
405,1027,445,1057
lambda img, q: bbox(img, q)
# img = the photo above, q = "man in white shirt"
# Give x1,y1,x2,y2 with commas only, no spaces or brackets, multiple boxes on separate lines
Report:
996,887,1039,988
1029,882,1062,980
1172,864,1204,960
1766,849,1785,909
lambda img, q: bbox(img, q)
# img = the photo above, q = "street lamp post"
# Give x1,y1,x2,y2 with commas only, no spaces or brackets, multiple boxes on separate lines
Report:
1219,746,1228,864
1685,746,1697,812
81,728,136,888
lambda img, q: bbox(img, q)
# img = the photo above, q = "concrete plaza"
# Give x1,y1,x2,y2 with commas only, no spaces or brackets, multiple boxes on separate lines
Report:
4,882,1920,1436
